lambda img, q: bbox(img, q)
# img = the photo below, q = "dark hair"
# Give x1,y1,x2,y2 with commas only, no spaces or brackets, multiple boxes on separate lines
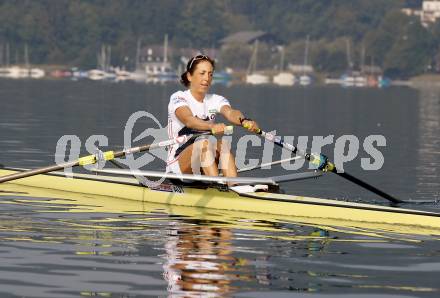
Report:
180,54,215,87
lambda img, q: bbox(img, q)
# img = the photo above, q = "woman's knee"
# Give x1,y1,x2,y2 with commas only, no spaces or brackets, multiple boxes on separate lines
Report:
216,139,234,158
194,138,217,153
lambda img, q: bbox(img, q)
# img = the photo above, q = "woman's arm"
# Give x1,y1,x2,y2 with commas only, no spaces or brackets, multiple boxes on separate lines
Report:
175,106,226,134
220,105,259,132
220,105,244,125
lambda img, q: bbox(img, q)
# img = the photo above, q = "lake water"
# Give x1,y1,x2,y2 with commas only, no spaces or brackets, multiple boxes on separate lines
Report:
1,78,440,297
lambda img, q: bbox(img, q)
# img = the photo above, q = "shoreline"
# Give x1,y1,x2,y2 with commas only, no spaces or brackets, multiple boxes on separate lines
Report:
5,64,440,88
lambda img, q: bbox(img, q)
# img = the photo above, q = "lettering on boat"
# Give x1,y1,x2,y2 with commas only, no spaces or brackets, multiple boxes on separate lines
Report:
150,183,184,193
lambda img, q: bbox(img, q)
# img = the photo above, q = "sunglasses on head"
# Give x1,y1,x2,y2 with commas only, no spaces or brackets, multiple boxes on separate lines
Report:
188,55,209,70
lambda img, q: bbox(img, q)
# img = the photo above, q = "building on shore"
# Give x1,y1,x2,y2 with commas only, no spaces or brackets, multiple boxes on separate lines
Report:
402,0,440,27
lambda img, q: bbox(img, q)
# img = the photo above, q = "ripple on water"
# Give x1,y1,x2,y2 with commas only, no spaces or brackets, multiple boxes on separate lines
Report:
0,194,440,297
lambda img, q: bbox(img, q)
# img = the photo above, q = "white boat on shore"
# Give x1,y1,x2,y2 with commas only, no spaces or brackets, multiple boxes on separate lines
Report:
273,72,295,86
30,68,45,78
0,66,45,79
246,73,270,85
88,69,116,81
299,74,311,86
2,66,29,78
245,40,270,85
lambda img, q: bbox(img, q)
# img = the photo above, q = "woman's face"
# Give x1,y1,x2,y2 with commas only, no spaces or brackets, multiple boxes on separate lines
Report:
188,60,214,94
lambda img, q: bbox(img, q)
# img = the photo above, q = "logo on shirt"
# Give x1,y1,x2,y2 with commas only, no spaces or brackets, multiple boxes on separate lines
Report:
173,96,187,105
200,114,216,121
176,135,187,144
219,98,229,105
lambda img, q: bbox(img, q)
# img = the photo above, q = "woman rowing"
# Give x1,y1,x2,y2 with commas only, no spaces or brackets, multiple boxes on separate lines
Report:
166,54,259,178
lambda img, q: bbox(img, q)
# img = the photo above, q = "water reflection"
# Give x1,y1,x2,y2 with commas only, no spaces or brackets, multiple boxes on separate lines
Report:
416,88,440,200
0,194,340,297
1,191,440,297
162,222,235,296
159,219,342,296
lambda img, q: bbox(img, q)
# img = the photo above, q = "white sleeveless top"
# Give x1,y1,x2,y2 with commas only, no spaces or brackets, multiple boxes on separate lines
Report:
166,90,230,173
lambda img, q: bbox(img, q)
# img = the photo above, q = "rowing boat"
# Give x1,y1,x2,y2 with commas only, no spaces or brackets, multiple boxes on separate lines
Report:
1,126,440,236
1,179,436,241
1,168,440,235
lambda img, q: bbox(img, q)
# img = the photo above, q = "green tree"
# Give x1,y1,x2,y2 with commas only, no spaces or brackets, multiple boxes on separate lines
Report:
384,21,435,77
0,0,437,78
219,43,253,70
363,10,412,67
310,38,347,74
176,0,227,48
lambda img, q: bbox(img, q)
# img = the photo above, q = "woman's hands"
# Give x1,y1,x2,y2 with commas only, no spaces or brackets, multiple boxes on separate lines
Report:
210,123,228,135
219,106,259,133
241,119,260,133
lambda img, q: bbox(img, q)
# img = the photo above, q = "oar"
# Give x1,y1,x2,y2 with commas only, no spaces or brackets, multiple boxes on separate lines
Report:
237,156,302,173
0,126,233,184
251,127,403,204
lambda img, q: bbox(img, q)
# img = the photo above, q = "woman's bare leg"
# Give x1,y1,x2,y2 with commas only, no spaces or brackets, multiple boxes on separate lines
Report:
178,139,219,176
217,139,237,178
177,137,238,180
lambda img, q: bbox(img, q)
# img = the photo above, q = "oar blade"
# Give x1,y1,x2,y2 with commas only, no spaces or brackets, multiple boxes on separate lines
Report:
335,171,402,204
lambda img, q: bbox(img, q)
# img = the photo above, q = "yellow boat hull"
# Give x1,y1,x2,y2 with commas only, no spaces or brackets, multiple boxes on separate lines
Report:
1,169,440,236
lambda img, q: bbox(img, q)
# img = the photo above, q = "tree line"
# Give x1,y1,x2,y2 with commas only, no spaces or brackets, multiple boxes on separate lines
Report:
0,0,437,78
